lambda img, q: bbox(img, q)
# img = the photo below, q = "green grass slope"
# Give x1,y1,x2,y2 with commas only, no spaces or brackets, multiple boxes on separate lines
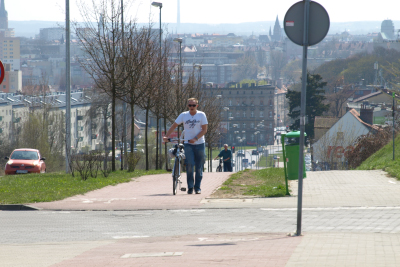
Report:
357,135,400,180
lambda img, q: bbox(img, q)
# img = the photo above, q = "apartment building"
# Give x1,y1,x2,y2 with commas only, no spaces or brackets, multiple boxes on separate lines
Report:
204,83,276,146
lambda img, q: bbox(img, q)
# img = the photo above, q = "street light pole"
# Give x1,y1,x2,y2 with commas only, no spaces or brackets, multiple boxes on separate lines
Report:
65,0,71,173
152,2,163,169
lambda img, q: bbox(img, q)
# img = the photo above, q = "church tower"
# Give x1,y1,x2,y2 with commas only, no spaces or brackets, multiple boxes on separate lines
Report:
0,0,8,30
272,16,281,42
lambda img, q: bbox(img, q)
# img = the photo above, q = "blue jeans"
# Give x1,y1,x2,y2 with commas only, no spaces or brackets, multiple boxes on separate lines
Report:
184,143,205,191
223,161,232,172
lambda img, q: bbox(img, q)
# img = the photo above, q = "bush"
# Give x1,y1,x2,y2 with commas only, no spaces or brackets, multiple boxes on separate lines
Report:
345,127,392,169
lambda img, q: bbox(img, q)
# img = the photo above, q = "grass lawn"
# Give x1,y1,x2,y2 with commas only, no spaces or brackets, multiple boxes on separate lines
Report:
0,169,167,204
211,168,288,198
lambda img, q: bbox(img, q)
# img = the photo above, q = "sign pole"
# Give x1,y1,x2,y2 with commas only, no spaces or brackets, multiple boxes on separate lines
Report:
296,0,310,237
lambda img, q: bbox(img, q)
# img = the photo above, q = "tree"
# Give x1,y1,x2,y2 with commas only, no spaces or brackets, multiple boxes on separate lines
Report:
286,73,330,143
270,50,287,81
324,77,354,118
281,59,301,84
75,0,135,171
233,51,259,81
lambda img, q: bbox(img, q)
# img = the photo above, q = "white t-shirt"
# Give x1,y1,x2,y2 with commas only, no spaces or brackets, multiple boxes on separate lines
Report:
175,111,208,144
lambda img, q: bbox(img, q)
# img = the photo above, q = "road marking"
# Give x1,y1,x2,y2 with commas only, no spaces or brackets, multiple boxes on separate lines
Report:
121,252,183,258
70,198,136,204
113,236,149,239
260,206,400,211
170,209,205,213
201,199,253,203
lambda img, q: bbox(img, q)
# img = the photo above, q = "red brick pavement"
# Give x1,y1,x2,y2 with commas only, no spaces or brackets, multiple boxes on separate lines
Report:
31,172,232,211
51,233,301,267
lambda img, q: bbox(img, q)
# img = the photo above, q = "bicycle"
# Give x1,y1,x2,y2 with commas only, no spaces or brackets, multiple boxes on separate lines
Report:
166,137,188,195
216,158,223,172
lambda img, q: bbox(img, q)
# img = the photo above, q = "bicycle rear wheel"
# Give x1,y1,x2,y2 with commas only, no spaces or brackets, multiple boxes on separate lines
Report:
173,160,180,195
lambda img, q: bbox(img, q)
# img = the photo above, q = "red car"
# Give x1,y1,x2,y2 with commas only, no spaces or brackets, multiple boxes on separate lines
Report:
4,149,46,175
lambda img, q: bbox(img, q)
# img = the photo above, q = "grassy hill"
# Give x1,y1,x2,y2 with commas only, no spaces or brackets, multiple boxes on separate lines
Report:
357,134,400,180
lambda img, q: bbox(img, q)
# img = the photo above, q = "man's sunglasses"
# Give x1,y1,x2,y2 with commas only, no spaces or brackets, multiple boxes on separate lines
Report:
188,104,197,107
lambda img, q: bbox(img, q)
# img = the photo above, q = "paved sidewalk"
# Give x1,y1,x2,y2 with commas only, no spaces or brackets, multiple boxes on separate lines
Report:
31,172,232,211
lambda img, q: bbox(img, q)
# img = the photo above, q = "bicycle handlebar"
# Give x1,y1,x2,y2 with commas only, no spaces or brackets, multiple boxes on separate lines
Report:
166,138,190,143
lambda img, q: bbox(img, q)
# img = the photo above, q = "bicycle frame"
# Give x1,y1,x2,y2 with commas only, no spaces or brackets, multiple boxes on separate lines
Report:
168,137,189,194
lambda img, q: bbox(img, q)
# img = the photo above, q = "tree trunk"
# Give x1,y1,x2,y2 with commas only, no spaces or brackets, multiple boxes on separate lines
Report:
164,118,168,170
155,115,159,169
103,107,108,171
112,87,116,171
130,101,135,154
145,100,150,170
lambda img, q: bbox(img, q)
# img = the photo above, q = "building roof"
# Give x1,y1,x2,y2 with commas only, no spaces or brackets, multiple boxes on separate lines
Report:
314,116,340,128
352,91,382,102
348,108,380,131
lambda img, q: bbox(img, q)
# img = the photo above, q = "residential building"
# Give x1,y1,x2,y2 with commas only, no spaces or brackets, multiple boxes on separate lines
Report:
1,63,22,93
312,108,380,169
0,36,21,70
40,28,65,42
203,83,275,146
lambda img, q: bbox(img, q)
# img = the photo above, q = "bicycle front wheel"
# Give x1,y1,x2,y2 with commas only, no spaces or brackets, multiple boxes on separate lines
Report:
173,160,180,195
216,165,222,172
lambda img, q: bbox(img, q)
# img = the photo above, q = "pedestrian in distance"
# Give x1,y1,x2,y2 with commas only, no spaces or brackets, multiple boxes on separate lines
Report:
163,98,208,194
214,144,233,172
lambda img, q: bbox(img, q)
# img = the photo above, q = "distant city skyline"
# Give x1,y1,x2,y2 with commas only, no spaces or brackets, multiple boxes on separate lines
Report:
5,0,400,25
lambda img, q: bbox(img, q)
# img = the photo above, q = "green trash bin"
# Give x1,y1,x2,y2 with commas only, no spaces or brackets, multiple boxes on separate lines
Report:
281,131,307,181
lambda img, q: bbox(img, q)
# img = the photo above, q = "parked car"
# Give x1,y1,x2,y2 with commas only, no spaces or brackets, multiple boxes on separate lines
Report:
237,150,245,157
252,150,259,155
4,149,46,175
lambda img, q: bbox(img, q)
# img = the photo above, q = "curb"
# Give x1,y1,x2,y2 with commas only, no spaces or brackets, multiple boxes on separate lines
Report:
0,204,39,211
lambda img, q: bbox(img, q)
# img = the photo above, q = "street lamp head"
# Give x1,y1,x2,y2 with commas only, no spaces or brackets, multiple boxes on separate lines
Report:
223,107,229,111
173,37,183,43
151,2,163,8
228,117,234,120
216,95,222,99
194,64,202,70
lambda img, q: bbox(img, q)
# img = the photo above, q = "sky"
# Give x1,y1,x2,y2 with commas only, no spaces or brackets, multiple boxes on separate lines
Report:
5,0,400,24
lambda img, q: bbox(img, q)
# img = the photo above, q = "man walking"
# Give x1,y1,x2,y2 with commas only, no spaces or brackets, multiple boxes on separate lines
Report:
214,144,233,172
163,98,208,194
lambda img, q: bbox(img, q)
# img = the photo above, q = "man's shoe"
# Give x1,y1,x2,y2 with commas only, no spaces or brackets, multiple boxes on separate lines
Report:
187,188,193,194
195,190,201,194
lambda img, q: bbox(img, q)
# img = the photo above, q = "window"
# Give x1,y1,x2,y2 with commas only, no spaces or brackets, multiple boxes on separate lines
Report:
243,123,246,128
251,91,253,95
251,111,254,118
260,111,264,117
229,91,231,95
243,91,245,95
243,111,246,117
237,91,239,94
251,134,255,141
237,124,240,128
236,111,240,117
260,100,264,105
229,100,232,106
250,123,254,128
228,112,232,117
269,111,272,117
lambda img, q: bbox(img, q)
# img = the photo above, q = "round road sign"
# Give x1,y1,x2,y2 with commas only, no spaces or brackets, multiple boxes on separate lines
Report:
0,61,4,85
284,1,330,46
